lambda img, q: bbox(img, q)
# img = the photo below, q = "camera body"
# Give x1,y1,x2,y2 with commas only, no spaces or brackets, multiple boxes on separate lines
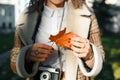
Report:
38,67,61,80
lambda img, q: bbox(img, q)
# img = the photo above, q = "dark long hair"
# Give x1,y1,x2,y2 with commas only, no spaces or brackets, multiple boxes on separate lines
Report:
29,0,85,14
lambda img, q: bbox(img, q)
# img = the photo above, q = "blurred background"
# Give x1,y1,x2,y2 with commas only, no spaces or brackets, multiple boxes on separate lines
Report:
0,0,120,80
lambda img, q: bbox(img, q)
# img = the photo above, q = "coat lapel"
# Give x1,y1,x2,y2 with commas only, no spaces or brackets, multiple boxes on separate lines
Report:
66,1,92,80
67,2,91,38
16,9,39,45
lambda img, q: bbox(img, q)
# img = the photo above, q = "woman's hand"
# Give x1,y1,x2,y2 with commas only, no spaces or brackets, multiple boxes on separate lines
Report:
27,43,53,63
70,35,93,60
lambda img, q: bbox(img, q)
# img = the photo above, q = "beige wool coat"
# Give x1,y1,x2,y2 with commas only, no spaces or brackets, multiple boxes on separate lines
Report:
10,1,105,80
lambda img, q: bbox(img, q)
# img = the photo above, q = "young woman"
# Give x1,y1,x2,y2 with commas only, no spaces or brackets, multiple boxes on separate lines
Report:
10,0,105,80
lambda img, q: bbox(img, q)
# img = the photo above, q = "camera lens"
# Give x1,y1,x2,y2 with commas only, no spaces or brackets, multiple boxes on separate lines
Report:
43,75,47,79
40,72,51,80
55,68,60,72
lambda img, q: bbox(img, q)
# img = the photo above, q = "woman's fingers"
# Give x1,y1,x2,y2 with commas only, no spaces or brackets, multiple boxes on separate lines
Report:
70,35,91,58
72,51,88,58
29,43,54,62
70,40,85,48
30,50,51,62
70,35,88,43
71,45,89,53
38,47,52,55
34,43,53,51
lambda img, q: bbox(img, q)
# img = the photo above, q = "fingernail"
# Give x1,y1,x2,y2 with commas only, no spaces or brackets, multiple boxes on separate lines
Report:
68,40,70,43
50,51,53,53
52,48,54,50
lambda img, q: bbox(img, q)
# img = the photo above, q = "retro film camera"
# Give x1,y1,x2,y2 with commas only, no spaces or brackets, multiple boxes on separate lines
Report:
38,67,61,80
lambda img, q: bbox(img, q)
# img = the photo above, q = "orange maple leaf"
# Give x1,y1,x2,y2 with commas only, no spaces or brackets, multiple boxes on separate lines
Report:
49,28,75,48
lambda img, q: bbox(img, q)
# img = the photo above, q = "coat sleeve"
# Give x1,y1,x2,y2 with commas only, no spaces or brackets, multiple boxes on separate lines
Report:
89,14,105,59
10,32,39,78
10,32,23,73
81,14,105,68
77,14,105,76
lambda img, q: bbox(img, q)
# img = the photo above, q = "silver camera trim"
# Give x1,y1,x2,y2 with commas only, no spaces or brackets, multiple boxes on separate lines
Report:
39,67,60,74
39,66,61,80
40,71,51,80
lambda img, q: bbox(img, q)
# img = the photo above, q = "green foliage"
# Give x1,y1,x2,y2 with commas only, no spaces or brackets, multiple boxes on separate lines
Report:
0,33,14,53
94,33,120,80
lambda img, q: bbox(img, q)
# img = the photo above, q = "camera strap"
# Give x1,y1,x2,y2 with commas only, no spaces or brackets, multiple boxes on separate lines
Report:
58,47,63,78
58,47,63,68
57,2,66,79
